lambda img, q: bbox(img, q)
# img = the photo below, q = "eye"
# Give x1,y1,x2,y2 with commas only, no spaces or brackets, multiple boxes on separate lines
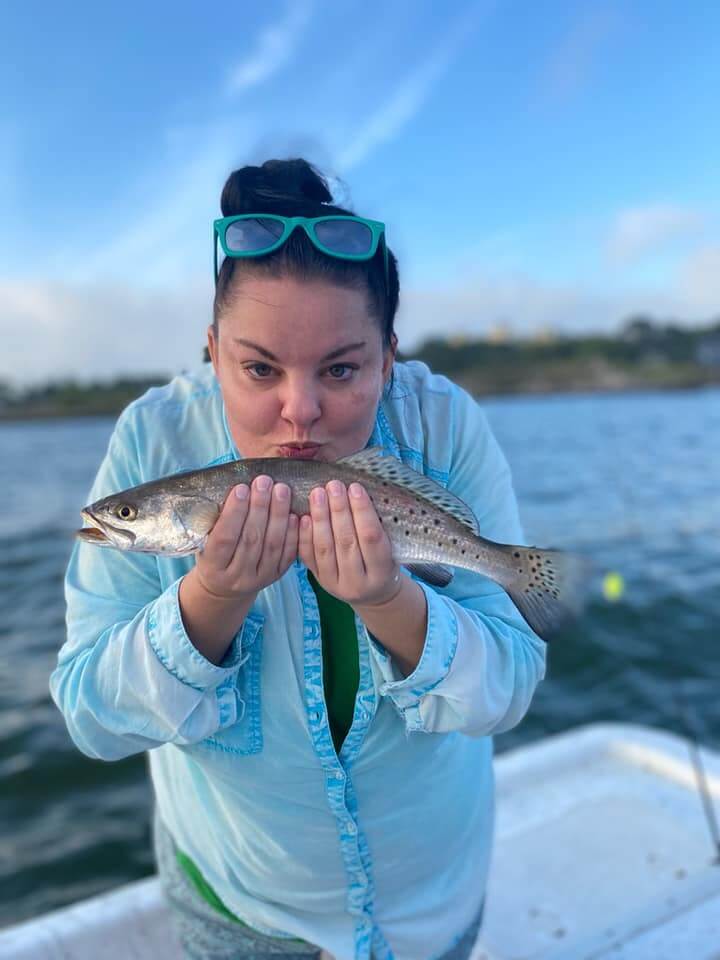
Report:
326,363,356,380
245,362,275,379
114,503,137,521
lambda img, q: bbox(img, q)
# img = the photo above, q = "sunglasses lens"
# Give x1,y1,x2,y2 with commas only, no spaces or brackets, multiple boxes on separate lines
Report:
314,220,374,255
225,217,285,253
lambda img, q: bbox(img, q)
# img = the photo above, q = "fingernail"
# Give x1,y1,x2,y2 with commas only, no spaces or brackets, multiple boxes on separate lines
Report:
235,485,249,500
349,483,364,499
274,483,290,500
256,475,272,492
311,488,326,506
301,515,311,529
327,480,343,498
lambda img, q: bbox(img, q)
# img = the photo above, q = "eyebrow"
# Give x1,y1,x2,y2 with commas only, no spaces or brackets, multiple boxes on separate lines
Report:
232,338,367,363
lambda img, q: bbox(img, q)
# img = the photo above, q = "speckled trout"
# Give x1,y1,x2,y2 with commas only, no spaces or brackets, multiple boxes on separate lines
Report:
76,447,588,641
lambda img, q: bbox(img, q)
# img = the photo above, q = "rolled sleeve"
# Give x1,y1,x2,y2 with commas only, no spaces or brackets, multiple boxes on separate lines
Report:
367,580,458,731
368,376,547,737
50,408,256,761
146,578,246,690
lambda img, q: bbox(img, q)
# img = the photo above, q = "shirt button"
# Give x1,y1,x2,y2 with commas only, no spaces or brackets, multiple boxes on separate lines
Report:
360,711,369,721
346,820,357,835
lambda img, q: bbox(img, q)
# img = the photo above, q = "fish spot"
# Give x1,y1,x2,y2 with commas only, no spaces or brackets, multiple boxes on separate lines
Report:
423,527,429,533
421,509,427,516
383,497,389,504
452,538,458,544
438,541,442,547
409,508,414,515
514,551,520,558
461,549,466,555
433,519,440,525
405,530,410,536
393,517,398,522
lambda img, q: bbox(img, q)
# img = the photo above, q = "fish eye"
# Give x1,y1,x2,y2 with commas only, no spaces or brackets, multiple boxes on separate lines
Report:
114,503,137,521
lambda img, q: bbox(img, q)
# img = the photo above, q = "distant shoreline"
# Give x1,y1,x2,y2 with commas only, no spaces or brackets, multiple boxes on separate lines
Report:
3,318,719,421
2,377,718,424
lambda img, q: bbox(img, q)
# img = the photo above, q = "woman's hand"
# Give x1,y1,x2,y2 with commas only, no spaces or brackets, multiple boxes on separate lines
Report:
298,480,402,608
179,476,298,665
194,476,299,600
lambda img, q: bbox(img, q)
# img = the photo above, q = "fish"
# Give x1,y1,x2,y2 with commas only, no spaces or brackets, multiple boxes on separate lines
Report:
76,446,590,641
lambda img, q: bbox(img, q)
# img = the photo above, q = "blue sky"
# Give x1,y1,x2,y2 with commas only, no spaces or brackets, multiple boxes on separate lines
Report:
2,0,720,382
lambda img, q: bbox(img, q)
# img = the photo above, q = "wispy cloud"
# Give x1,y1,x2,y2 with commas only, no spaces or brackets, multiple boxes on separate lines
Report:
606,203,704,264
539,3,624,104
397,253,720,349
225,0,315,96
0,279,208,385
676,245,720,314
337,2,489,170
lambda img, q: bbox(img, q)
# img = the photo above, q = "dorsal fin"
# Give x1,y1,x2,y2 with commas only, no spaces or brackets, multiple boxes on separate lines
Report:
337,446,479,534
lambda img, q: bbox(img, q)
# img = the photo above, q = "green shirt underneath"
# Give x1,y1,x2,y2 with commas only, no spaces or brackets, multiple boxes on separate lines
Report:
176,575,360,922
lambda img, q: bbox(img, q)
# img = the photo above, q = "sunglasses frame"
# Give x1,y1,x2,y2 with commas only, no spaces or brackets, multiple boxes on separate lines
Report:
213,214,389,289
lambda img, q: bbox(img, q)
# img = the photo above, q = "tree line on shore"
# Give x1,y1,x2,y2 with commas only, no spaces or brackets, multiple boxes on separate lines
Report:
2,316,719,419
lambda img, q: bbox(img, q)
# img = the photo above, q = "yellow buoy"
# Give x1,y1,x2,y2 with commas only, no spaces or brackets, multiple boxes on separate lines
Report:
602,571,625,602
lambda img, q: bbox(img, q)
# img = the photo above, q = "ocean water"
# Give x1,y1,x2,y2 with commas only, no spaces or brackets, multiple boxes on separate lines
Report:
1,388,719,928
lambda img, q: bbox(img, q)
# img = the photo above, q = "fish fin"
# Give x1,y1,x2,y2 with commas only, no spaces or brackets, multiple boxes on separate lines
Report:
504,547,594,642
337,447,479,534
404,563,454,587
175,498,220,536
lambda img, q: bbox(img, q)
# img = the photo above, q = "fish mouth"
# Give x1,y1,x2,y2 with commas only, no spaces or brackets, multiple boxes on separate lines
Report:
76,509,136,548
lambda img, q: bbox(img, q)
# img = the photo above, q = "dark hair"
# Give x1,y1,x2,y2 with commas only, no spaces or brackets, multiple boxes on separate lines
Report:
212,158,399,350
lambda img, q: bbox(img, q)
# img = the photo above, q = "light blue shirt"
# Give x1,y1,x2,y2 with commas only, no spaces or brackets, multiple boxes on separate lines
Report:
51,360,546,960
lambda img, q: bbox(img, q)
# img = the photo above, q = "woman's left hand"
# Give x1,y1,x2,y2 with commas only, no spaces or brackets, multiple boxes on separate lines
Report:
298,480,403,608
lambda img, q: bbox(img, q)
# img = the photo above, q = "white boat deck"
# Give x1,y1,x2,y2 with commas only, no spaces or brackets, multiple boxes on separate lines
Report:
2,723,719,960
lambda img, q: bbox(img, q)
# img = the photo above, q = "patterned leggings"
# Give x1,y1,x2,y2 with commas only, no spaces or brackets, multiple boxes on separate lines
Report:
153,810,484,960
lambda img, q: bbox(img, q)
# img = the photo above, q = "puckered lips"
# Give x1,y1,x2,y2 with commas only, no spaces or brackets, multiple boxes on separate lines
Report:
277,443,322,459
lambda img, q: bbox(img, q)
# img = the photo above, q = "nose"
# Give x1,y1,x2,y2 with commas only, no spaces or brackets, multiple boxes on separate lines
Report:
280,375,322,432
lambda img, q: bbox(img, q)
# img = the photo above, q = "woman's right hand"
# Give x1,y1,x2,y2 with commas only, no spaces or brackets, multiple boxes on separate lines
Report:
194,475,299,600
179,476,299,664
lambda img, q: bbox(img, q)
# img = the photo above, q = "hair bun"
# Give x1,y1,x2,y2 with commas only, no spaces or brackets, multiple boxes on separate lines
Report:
221,158,333,216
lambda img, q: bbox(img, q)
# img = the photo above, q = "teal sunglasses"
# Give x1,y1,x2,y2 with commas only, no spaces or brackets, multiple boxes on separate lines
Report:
213,214,389,288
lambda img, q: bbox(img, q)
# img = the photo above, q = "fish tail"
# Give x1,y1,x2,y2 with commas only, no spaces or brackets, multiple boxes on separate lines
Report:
502,545,594,642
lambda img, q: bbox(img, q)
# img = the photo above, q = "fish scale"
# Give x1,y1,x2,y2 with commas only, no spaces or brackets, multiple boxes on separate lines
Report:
76,447,591,642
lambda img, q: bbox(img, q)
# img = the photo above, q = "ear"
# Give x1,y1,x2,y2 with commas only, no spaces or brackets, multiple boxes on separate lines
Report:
382,333,398,383
207,324,220,375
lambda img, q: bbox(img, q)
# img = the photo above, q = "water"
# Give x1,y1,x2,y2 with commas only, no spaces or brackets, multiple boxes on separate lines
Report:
1,389,719,928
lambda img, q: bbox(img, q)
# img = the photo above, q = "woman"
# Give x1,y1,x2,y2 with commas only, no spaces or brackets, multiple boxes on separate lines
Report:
51,158,546,960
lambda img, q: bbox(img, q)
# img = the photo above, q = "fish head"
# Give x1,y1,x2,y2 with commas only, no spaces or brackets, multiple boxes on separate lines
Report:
76,486,219,556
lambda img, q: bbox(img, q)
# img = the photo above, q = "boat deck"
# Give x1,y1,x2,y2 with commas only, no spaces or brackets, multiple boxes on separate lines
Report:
2,723,719,960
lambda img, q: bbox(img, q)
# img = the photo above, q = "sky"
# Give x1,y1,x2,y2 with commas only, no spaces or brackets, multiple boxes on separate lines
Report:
2,0,720,384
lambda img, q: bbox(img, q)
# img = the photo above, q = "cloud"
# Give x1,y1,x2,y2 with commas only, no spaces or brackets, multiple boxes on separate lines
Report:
225,0,315,96
539,3,623,104
337,2,488,170
606,204,705,264
676,246,720,314
396,270,711,351
5,253,718,386
0,280,209,386
60,129,239,287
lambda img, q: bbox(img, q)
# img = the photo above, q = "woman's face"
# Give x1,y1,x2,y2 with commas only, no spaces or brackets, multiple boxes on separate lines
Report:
207,275,395,462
